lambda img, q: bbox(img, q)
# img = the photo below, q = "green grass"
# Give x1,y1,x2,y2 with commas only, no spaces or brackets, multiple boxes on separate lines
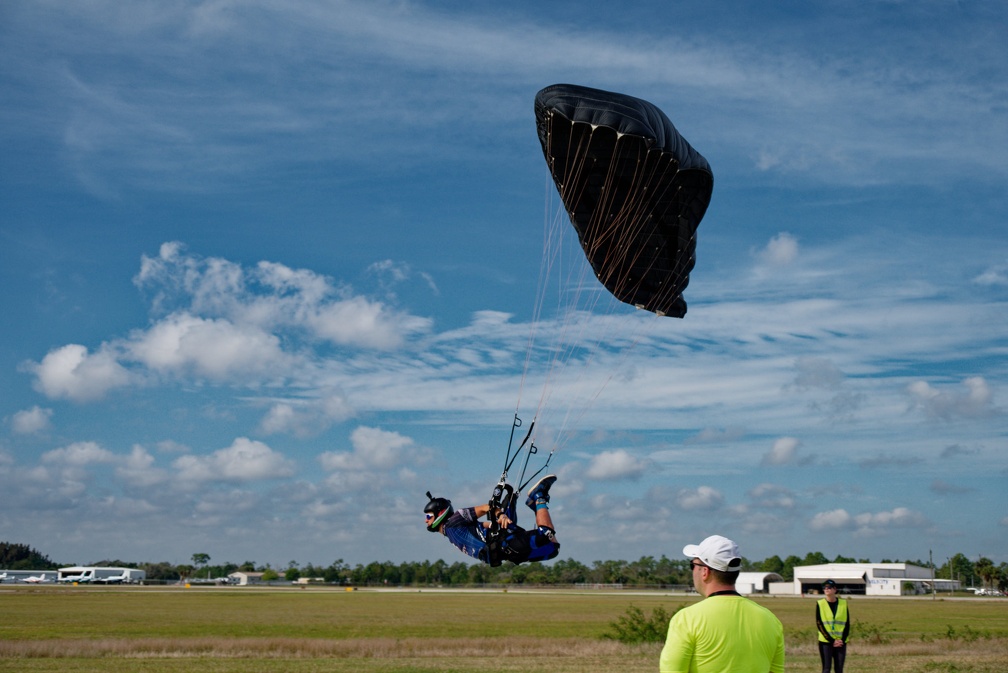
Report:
1,585,1006,673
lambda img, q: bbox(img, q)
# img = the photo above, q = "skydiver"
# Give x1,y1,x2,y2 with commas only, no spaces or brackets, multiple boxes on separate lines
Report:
423,475,559,566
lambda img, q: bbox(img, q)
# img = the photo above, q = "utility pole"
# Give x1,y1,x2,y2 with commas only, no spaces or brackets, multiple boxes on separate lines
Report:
930,549,935,600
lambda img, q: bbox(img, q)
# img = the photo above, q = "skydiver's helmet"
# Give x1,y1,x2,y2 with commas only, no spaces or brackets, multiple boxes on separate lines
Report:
424,491,453,532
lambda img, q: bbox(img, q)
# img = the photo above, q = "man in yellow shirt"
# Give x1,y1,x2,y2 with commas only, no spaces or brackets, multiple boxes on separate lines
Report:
660,534,785,673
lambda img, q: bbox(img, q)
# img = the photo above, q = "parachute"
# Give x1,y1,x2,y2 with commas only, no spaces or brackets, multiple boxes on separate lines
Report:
488,84,714,501
534,84,713,317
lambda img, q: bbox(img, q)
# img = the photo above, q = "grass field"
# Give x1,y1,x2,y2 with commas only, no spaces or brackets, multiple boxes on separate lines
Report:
1,585,1006,672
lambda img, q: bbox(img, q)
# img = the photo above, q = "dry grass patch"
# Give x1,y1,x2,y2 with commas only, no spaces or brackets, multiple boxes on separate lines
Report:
0,635,634,659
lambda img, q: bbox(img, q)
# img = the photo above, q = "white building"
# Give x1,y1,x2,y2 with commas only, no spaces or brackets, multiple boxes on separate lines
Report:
227,571,265,586
782,562,959,596
736,571,785,595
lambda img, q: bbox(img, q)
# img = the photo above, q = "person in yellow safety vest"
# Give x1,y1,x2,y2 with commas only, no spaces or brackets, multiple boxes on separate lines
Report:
815,579,850,673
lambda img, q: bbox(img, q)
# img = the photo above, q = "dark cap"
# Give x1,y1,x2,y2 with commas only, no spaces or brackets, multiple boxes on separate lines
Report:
823,579,837,588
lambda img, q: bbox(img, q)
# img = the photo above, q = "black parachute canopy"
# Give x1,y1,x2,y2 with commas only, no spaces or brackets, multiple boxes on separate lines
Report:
534,84,713,317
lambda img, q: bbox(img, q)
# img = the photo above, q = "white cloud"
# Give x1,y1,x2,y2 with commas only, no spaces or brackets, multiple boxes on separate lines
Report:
676,485,724,510
319,425,415,472
135,242,432,351
853,507,928,532
585,449,649,480
305,295,429,350
809,506,928,535
259,393,355,437
115,445,170,488
128,312,289,380
907,377,996,419
973,262,1008,286
28,344,132,402
11,406,53,434
173,437,295,483
367,259,440,297
809,508,854,531
748,483,796,509
761,436,801,466
757,232,799,266
42,441,116,466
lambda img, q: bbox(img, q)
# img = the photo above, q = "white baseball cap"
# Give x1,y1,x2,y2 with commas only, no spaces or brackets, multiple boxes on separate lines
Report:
683,534,742,572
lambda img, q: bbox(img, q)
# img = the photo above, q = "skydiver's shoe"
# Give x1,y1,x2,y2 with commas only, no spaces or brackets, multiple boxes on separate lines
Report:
525,474,557,512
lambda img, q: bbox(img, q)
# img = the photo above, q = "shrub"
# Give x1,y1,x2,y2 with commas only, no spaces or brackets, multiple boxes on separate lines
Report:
602,604,681,644
856,620,893,644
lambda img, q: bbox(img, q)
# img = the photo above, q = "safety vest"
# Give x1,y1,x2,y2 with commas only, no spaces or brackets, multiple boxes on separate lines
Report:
817,598,848,642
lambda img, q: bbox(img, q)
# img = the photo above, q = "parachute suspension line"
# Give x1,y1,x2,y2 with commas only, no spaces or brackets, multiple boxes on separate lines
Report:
532,118,598,415
532,123,646,456
533,122,607,420
514,168,563,414
494,413,554,501
511,111,594,477
508,114,597,468
499,414,533,482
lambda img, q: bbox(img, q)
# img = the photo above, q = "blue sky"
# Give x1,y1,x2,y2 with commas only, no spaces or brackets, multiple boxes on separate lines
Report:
2,0,1006,570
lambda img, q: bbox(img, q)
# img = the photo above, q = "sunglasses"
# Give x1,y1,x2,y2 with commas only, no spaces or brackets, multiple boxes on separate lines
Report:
690,561,707,570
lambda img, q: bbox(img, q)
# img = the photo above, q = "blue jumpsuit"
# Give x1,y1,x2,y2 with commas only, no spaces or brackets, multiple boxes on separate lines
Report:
441,505,559,565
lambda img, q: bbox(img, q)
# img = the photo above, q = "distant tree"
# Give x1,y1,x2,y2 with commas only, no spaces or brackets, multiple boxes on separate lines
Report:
975,557,996,590
467,561,495,585
0,542,57,570
261,568,279,581
802,551,830,566
284,567,300,582
947,553,974,584
781,555,802,581
551,558,590,584
140,561,178,581
239,560,256,572
626,556,658,584
191,553,211,577
759,555,784,575
590,559,629,584
832,554,856,563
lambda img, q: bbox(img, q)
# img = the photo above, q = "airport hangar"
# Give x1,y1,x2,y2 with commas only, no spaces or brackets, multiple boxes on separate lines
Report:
760,562,960,596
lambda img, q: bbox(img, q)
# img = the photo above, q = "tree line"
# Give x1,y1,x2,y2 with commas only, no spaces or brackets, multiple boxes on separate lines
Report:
3,542,1004,590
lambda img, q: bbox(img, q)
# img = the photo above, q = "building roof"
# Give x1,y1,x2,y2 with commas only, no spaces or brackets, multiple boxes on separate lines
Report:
796,568,868,583
737,572,784,583
795,562,933,583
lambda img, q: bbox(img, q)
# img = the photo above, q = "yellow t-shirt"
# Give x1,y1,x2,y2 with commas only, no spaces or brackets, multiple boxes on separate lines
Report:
659,594,785,673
